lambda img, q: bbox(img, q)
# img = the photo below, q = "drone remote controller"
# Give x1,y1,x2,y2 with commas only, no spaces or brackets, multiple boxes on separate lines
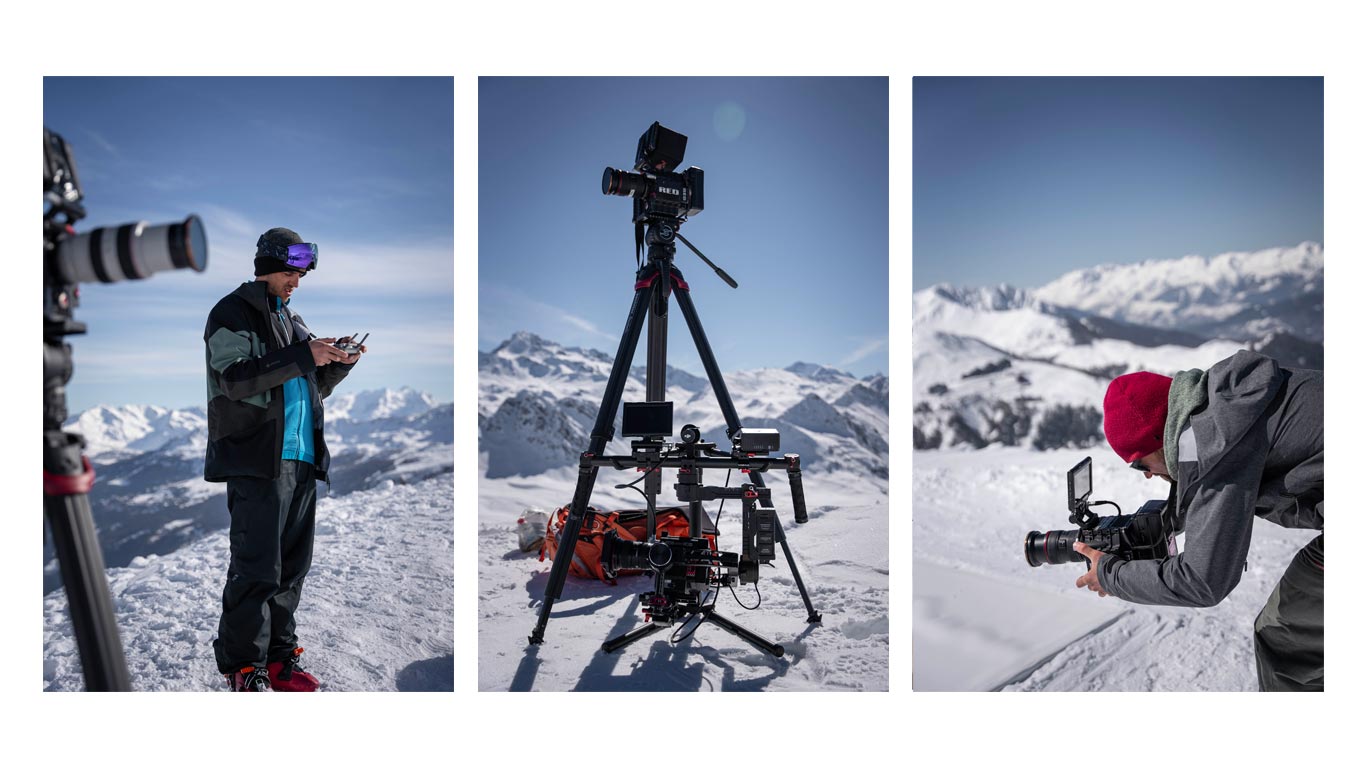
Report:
334,332,368,355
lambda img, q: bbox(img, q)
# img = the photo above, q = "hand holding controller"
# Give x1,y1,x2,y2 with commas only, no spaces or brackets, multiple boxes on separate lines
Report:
334,332,369,357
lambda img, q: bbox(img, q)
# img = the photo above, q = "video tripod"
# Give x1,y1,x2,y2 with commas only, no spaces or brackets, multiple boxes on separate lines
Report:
527,218,823,657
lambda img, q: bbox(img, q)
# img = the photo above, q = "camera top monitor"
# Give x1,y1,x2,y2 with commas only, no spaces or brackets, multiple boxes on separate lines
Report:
1067,457,1092,511
622,401,673,439
635,122,687,173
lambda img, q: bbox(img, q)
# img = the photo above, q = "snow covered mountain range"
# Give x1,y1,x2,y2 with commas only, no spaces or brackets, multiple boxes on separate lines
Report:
914,243,1323,451
46,387,453,594
479,332,889,478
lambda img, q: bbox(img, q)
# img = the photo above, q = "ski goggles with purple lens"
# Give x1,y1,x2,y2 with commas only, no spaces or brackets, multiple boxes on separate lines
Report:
257,237,319,270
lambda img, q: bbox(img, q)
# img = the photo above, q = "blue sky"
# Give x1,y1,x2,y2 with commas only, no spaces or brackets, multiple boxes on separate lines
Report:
913,77,1323,290
479,77,889,379
44,77,454,412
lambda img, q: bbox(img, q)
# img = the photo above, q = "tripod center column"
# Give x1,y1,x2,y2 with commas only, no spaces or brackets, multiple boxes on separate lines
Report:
644,220,678,402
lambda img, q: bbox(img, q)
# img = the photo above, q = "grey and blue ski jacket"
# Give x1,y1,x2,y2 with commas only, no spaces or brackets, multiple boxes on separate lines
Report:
203,281,353,482
1097,350,1323,607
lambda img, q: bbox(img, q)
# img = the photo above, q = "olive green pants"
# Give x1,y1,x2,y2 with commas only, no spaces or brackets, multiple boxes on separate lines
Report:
1253,534,1323,691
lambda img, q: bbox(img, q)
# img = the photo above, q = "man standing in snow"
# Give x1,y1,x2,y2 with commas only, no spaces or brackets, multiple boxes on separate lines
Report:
1075,350,1322,691
203,227,366,692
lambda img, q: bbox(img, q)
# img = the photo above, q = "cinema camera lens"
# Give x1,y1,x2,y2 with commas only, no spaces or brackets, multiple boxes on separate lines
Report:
602,531,674,575
602,167,650,198
54,215,208,284
1024,529,1084,567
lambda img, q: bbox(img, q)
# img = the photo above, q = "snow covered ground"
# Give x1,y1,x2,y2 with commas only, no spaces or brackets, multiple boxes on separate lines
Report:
912,447,1319,691
44,476,454,692
478,464,889,691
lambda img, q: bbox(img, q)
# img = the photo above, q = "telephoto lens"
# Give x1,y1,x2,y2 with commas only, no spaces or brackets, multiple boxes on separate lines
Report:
602,167,650,198
1024,528,1085,567
56,215,208,284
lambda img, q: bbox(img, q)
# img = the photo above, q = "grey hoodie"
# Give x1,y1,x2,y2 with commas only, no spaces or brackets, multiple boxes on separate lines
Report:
1097,350,1323,607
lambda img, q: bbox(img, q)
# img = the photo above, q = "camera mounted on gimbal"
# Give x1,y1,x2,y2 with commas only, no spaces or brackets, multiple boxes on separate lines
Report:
1024,457,1176,568
44,128,209,690
528,123,821,659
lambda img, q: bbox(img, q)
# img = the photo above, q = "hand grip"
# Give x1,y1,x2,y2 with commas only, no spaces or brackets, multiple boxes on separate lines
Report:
786,455,808,524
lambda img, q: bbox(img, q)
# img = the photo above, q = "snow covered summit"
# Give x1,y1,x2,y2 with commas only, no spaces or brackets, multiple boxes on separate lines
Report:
1034,242,1323,342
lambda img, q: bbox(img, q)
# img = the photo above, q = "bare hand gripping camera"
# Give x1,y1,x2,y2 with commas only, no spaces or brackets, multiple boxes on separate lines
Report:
528,123,822,658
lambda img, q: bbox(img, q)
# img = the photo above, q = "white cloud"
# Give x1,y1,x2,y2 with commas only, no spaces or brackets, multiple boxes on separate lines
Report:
839,337,887,367
479,284,616,344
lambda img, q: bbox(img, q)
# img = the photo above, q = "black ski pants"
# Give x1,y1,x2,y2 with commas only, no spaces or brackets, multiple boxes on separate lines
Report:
1253,534,1324,691
213,460,317,674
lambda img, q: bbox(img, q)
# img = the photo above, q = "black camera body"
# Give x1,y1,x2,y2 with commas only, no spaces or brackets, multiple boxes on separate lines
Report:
1025,458,1173,568
601,532,739,624
602,122,705,223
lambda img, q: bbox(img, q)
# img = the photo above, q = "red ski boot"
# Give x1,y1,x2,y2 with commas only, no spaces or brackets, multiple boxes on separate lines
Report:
267,647,321,692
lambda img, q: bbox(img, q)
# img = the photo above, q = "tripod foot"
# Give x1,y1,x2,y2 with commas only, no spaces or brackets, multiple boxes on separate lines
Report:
528,631,545,646
807,612,823,624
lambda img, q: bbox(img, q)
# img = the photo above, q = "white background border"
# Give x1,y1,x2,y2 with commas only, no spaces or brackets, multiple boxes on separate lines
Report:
1,1,1358,764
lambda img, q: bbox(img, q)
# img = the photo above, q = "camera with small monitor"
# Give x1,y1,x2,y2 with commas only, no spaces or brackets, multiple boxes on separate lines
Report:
1024,457,1174,568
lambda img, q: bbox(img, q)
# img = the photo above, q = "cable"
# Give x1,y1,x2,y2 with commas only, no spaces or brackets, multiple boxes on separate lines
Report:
728,580,761,611
713,468,733,535
1088,500,1123,515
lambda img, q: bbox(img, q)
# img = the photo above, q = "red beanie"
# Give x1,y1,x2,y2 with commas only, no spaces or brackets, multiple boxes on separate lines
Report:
1102,371,1172,462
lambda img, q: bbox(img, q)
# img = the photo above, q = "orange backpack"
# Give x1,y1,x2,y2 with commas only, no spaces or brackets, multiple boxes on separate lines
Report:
539,505,715,584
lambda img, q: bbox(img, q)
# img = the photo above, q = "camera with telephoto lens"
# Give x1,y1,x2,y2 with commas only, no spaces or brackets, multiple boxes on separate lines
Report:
43,127,209,690
1024,457,1174,567
602,121,704,223
45,129,207,287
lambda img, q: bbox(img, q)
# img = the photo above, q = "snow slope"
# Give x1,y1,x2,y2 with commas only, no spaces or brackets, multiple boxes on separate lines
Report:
912,447,1319,691
479,468,888,691
44,476,454,692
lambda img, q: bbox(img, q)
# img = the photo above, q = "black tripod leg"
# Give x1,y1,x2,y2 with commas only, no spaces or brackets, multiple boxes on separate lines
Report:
672,276,743,429
529,281,653,646
44,491,132,691
703,611,785,657
773,518,822,623
601,622,667,654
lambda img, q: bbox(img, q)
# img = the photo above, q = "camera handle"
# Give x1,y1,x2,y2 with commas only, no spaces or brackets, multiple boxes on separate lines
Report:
674,231,738,289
